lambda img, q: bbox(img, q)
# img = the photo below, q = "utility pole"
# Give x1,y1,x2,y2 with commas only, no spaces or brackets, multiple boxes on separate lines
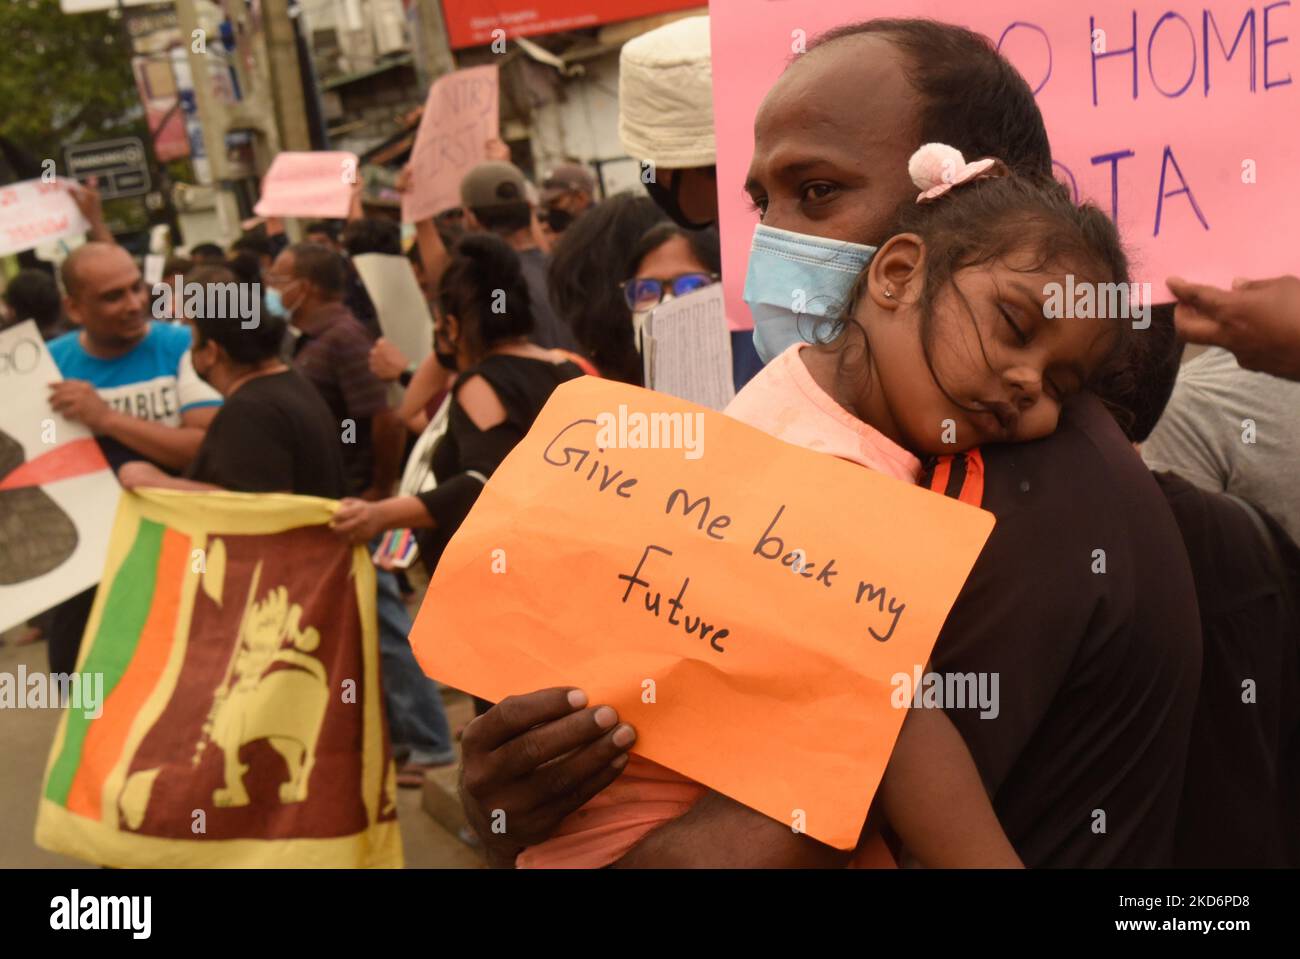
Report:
111,0,183,246
173,0,271,242
412,0,457,89
262,0,312,152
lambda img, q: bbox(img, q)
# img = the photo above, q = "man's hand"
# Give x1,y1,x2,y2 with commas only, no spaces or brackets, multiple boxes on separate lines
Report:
1167,274,1300,381
460,687,636,868
117,460,220,493
49,380,113,432
485,138,512,162
395,164,413,194
117,460,169,490
348,179,364,221
67,177,111,242
369,338,410,382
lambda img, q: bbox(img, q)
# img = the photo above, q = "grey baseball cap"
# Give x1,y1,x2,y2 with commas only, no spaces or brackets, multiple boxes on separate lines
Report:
460,161,529,210
540,162,596,204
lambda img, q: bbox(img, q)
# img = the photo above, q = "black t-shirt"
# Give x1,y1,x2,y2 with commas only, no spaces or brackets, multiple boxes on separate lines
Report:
343,269,382,340
415,353,582,569
925,393,1202,867
517,247,580,353
185,369,347,498
1153,472,1300,867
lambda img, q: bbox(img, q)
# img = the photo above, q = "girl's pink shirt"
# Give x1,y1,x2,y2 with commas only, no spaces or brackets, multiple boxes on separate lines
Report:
516,344,920,868
725,343,922,481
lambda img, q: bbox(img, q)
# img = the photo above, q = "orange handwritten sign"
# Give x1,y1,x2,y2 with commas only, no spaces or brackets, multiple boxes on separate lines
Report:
411,378,995,848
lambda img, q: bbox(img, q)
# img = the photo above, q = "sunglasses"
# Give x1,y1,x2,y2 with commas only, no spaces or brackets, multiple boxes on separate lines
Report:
620,273,719,312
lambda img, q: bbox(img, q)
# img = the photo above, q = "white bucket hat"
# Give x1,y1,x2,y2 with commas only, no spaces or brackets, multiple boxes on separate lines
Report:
618,15,715,169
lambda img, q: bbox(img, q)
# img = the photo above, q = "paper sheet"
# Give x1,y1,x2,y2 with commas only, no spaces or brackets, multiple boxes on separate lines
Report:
411,377,995,848
401,65,500,223
0,321,119,632
253,151,359,219
351,253,434,369
0,179,90,257
643,284,735,411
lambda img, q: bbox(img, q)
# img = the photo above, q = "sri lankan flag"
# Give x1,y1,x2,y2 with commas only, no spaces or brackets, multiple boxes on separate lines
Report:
35,489,402,868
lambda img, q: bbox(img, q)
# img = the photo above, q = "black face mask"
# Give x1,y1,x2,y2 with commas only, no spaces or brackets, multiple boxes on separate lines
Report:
434,329,459,372
644,168,717,230
544,206,574,233
434,348,459,372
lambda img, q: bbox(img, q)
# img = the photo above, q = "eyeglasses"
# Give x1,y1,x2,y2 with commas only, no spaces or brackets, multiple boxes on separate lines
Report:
620,273,719,312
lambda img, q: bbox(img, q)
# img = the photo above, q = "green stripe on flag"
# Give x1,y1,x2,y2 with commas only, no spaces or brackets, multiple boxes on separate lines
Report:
45,519,164,805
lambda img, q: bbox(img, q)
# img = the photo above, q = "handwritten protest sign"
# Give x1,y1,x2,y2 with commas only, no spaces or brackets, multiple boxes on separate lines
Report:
411,377,995,848
710,1,1300,327
642,284,735,411
402,65,500,223
351,253,433,369
0,179,90,257
252,151,359,219
0,322,118,633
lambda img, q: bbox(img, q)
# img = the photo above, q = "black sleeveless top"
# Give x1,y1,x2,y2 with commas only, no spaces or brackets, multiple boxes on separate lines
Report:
417,353,583,569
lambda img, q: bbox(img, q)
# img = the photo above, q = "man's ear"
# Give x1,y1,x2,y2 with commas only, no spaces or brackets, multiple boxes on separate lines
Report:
865,233,926,311
63,293,85,328
191,335,215,364
287,276,313,307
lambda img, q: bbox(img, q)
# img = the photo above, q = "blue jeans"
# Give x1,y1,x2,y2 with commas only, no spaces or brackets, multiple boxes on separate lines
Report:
375,564,455,765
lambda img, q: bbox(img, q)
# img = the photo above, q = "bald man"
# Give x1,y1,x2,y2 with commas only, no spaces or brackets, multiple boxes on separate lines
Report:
44,241,222,674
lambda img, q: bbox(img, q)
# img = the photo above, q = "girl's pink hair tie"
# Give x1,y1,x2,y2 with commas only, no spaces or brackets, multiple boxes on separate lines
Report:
908,142,1009,203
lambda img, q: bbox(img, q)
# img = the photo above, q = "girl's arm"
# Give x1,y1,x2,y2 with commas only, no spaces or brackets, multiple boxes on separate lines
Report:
612,707,1021,868
330,494,433,543
396,161,449,291
876,706,1023,867
611,710,1020,868
395,353,452,434
331,374,516,543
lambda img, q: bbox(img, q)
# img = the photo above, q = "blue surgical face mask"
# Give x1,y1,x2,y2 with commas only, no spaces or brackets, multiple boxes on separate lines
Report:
264,286,290,320
742,224,877,364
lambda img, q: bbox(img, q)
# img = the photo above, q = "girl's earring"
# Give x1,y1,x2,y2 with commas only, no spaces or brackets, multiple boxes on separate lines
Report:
883,288,895,299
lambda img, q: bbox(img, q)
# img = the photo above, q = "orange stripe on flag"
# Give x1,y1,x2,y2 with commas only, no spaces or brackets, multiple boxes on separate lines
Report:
66,527,189,822
0,437,109,491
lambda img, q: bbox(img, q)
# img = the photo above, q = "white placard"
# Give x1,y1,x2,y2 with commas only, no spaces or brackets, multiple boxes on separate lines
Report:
642,284,735,411
0,179,90,258
351,253,434,369
0,322,121,633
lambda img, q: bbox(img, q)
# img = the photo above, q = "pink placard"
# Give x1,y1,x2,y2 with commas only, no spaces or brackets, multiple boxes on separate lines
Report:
0,179,90,257
253,151,359,218
402,65,500,223
711,0,1300,329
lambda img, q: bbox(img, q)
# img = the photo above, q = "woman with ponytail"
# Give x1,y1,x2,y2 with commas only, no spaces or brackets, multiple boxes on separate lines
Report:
331,234,584,576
